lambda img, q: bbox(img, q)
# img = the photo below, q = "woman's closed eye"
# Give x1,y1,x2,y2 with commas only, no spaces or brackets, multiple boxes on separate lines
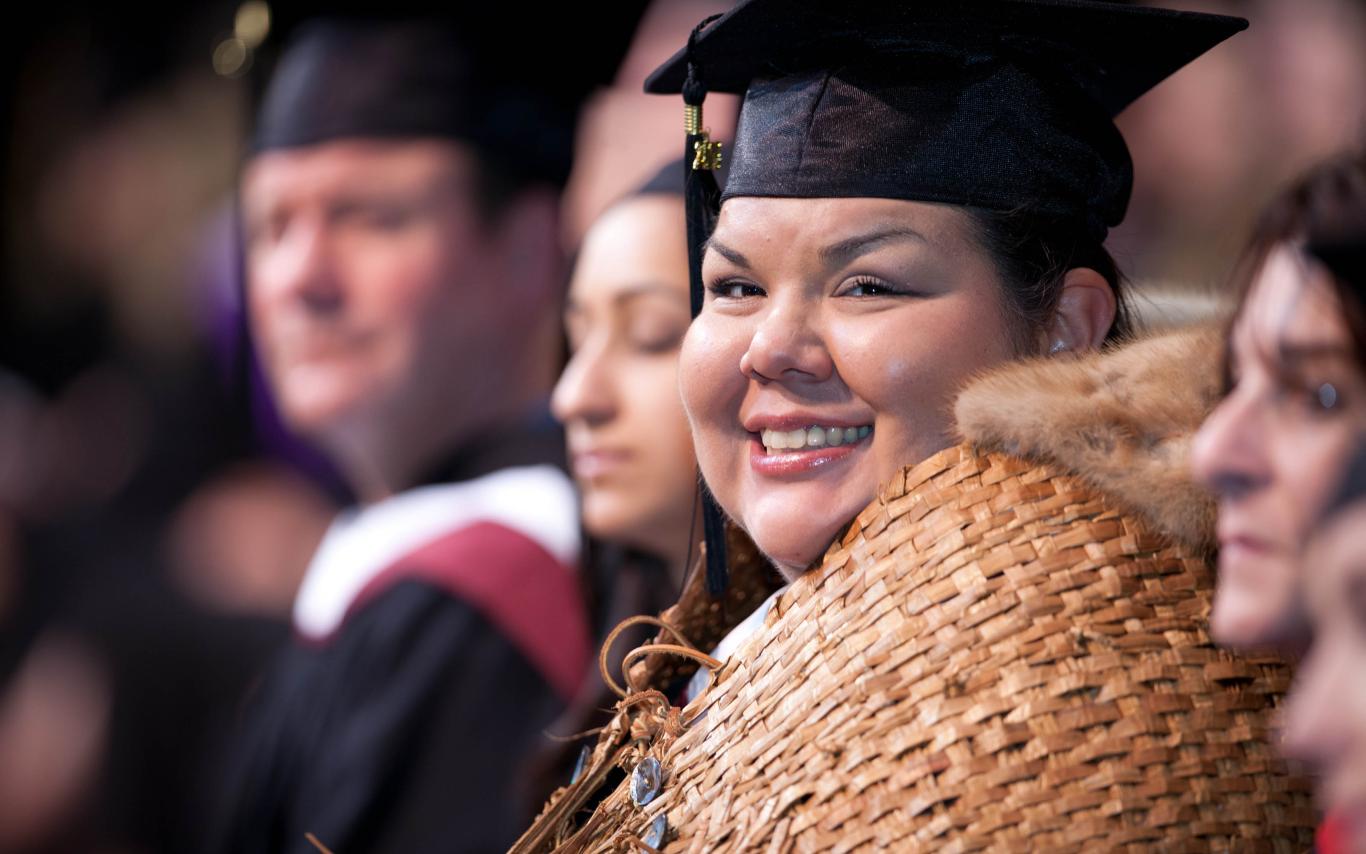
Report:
627,316,689,354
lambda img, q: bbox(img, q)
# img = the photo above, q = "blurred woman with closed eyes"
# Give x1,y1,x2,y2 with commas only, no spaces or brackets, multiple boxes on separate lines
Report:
553,161,702,635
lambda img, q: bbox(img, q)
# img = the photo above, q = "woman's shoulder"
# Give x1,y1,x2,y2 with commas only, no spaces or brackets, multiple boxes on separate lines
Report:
953,322,1224,552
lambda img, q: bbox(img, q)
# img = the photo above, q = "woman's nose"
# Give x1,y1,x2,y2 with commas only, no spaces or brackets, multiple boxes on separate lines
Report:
1190,390,1270,502
738,299,833,384
552,338,617,427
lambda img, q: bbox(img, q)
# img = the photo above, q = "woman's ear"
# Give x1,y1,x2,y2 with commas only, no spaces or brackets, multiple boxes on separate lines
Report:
1045,267,1116,354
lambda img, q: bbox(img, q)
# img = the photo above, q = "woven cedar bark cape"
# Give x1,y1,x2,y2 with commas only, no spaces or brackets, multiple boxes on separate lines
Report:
513,326,1315,852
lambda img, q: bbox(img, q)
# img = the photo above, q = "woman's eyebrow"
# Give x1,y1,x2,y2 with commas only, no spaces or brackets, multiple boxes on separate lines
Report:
819,226,926,269
613,283,691,307
1275,340,1354,366
702,237,751,268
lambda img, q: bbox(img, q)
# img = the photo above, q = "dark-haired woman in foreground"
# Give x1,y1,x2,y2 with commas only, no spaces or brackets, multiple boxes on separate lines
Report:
513,2,1312,850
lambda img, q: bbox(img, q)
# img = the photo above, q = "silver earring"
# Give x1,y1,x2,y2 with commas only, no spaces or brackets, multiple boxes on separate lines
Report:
1049,340,1067,355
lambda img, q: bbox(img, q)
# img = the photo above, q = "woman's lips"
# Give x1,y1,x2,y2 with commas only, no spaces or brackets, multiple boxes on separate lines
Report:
569,448,632,481
1217,533,1276,567
748,432,867,477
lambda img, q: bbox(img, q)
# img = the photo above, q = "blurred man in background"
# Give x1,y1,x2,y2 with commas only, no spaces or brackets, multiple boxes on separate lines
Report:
210,10,640,853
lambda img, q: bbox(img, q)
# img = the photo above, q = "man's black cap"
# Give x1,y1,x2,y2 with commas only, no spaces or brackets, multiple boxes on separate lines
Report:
250,4,647,188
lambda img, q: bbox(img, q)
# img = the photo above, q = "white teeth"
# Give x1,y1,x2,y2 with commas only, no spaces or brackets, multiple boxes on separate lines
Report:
760,424,872,453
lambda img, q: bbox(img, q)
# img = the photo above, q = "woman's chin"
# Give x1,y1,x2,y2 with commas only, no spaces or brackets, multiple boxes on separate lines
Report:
1209,592,1284,651
738,492,868,581
747,524,846,582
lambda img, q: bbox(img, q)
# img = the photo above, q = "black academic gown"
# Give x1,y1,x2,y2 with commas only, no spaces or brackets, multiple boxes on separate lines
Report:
209,420,588,854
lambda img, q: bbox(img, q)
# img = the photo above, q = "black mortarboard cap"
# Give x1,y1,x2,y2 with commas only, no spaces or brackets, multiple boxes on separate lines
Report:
250,5,645,188
648,0,1245,596
647,0,1246,240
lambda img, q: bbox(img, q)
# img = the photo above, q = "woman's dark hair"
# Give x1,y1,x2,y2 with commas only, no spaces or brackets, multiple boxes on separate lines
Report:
966,209,1133,353
1225,148,1366,368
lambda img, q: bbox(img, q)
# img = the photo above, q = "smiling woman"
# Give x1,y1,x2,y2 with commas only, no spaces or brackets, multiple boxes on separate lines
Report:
685,199,1027,575
511,2,1313,851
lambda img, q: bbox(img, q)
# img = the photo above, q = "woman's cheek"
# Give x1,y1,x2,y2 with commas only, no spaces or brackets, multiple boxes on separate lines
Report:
828,316,940,460
645,355,697,493
604,355,699,544
679,313,746,429
679,313,750,513
832,306,1011,482
677,320,711,425
1268,419,1362,552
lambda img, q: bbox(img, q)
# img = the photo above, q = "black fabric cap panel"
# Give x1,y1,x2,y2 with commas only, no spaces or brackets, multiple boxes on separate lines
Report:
726,60,1132,233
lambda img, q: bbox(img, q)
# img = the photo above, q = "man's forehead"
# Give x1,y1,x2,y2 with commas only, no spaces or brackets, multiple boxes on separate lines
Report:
243,138,476,201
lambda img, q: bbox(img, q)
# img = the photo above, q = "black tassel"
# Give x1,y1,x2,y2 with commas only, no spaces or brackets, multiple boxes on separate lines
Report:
682,13,729,596
699,483,728,597
683,13,723,317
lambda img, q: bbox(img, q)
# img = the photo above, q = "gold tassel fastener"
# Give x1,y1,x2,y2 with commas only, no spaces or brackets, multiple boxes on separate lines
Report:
685,104,723,172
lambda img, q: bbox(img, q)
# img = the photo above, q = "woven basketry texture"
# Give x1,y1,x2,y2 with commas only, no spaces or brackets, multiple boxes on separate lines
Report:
520,444,1313,853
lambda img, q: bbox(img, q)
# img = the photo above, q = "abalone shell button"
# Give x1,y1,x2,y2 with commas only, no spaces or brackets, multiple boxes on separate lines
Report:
630,756,663,807
642,813,668,848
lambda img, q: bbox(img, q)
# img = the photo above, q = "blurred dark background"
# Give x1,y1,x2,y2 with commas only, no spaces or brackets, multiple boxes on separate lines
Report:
0,1,1363,852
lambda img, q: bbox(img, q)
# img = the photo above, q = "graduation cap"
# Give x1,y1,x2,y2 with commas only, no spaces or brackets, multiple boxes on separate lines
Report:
249,4,646,188
647,0,1247,595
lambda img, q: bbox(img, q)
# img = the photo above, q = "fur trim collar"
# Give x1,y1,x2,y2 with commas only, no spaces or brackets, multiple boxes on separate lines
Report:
954,324,1223,552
